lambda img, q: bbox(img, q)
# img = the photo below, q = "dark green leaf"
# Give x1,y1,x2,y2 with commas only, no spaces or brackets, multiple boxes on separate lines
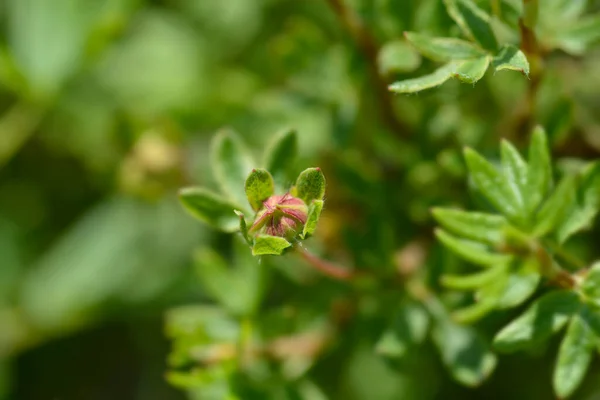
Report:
263,129,298,188
252,235,292,256
533,176,577,237
432,208,507,244
245,168,275,211
234,210,251,245
295,168,326,204
389,62,456,93
211,128,254,207
452,57,490,84
404,32,486,61
582,262,600,307
553,314,596,398
494,291,580,352
464,147,524,223
435,229,512,266
302,199,324,239
376,301,429,359
526,126,553,217
492,45,530,76
179,187,239,232
444,0,498,50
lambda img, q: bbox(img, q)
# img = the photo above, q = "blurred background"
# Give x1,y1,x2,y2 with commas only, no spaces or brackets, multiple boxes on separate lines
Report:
2,0,600,399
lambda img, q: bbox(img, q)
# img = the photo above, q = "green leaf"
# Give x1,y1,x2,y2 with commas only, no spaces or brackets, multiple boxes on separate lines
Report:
179,187,240,232
582,262,600,307
444,0,498,51
302,200,324,239
495,258,540,309
389,62,456,94
526,126,553,216
404,32,486,62
452,57,490,84
211,128,254,207
492,45,530,76
435,229,512,266
252,235,292,256
245,168,275,211
555,15,600,55
553,314,596,398
494,291,581,352
500,140,528,207
452,297,498,323
432,317,497,387
556,162,600,243
533,176,577,237
377,40,422,75
464,147,524,223
376,302,429,359
263,129,298,188
234,210,251,245
441,264,506,290
432,208,507,244
295,168,326,204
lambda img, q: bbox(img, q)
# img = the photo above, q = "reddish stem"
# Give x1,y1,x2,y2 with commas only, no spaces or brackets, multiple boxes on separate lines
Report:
297,246,355,281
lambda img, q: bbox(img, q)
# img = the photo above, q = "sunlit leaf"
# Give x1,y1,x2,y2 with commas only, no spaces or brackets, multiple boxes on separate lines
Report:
252,235,292,256
493,45,530,76
432,208,507,244
435,229,512,266
245,168,275,211
404,32,485,61
452,57,490,84
389,62,456,93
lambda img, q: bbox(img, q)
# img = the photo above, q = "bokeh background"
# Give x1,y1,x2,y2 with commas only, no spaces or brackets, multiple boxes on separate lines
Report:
2,0,600,399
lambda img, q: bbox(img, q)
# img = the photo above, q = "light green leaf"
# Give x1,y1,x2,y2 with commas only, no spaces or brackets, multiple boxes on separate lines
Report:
533,176,577,237
244,168,275,211
441,264,506,290
452,297,498,323
452,57,490,84
435,229,512,266
252,235,292,256
389,62,456,94
444,0,498,51
263,129,298,188
555,15,600,55
179,187,240,232
582,262,600,307
234,210,251,245
302,200,324,239
526,126,553,216
492,45,530,76
377,40,422,75
500,140,528,213
295,168,326,204
556,162,600,244
432,317,497,387
432,208,507,244
376,301,429,359
464,147,524,223
553,314,596,398
211,128,254,207
495,258,540,309
494,291,580,352
404,32,486,62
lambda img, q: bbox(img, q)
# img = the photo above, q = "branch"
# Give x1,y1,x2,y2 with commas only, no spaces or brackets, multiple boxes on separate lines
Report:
324,0,409,139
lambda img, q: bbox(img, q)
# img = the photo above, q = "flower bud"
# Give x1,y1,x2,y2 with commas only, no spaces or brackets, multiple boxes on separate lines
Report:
249,193,308,239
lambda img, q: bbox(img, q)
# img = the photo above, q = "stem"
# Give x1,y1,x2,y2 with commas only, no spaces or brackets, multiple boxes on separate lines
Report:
490,0,501,17
533,243,576,289
324,0,409,139
296,245,355,281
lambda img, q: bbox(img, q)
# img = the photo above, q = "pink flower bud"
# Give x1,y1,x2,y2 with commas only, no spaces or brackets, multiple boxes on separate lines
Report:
249,193,308,239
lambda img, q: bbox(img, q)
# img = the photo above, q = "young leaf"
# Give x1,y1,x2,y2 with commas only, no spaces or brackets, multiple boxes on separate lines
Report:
376,302,429,359
301,199,324,239
389,62,456,94
441,264,506,290
533,176,577,237
211,128,254,207
444,0,498,51
435,229,512,266
432,318,497,387
295,168,326,204
179,187,240,232
500,140,528,212
263,129,298,188
495,258,540,309
494,291,581,352
452,297,498,323
404,32,486,61
464,148,524,223
556,161,600,244
378,40,422,75
432,208,507,244
245,169,275,211
526,126,553,216
492,45,530,76
553,314,596,398
452,57,490,84
252,235,292,256
234,210,251,245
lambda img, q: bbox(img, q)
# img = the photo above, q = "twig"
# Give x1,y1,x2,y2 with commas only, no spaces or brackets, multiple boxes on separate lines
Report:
324,0,409,139
296,245,355,281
